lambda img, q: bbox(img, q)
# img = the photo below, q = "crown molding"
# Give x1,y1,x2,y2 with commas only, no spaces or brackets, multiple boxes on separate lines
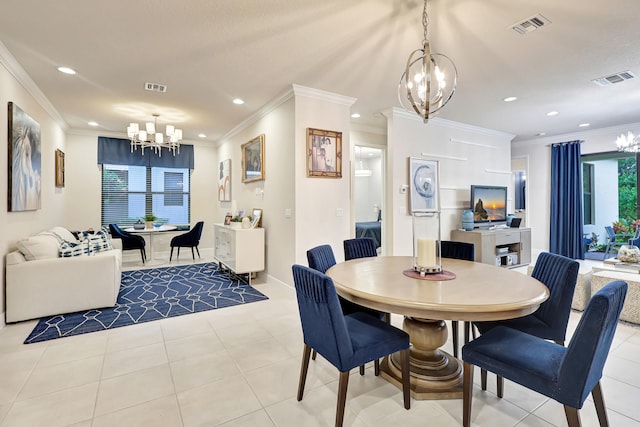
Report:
291,84,357,107
385,107,515,141
512,121,640,147
218,86,295,143
0,41,68,131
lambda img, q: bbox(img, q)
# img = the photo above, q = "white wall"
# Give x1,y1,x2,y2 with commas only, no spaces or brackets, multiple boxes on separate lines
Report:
216,94,296,285
385,108,514,255
0,61,67,323
512,123,640,252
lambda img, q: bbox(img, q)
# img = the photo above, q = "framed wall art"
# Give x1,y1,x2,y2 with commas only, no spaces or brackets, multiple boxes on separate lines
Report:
307,128,342,178
242,134,265,183
409,157,439,213
251,208,262,228
218,158,231,201
55,149,65,188
8,102,42,211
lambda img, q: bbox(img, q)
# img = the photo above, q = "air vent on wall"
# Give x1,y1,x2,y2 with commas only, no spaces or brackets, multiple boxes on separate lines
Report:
592,71,636,86
144,82,167,93
511,14,551,35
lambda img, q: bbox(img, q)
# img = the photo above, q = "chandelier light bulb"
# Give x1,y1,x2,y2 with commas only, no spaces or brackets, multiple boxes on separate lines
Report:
127,114,182,156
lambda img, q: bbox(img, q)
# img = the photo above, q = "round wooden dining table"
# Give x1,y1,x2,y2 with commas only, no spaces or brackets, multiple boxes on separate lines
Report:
326,256,549,400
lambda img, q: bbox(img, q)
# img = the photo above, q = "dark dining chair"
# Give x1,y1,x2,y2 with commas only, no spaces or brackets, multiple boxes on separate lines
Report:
462,280,627,427
343,237,377,260
307,244,386,372
170,221,204,261
473,251,579,397
108,223,146,263
292,264,410,427
440,240,475,358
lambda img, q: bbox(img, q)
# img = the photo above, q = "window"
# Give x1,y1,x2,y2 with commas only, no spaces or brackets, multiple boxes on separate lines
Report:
102,164,190,226
583,163,594,225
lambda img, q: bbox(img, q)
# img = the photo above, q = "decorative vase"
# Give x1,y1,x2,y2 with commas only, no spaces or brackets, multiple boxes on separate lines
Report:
412,212,442,275
241,217,251,229
506,213,516,227
145,221,153,229
461,209,474,231
133,219,145,230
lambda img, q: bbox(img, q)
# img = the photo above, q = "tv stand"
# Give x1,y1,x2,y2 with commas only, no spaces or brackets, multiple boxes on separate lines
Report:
451,228,531,268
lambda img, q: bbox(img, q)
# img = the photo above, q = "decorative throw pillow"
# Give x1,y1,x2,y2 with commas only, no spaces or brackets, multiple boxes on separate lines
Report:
17,233,61,260
59,239,89,257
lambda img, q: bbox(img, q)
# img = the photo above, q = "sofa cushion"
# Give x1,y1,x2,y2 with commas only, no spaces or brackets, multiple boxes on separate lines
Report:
17,233,60,261
49,226,77,243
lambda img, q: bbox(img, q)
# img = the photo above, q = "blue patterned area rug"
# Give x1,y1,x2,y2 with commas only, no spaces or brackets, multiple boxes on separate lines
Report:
24,262,268,344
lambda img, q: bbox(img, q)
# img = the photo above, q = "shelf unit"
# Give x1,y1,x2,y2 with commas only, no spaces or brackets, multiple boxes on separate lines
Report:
450,228,531,268
214,224,265,284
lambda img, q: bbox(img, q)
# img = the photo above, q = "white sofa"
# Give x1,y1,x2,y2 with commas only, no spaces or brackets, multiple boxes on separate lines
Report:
5,227,122,323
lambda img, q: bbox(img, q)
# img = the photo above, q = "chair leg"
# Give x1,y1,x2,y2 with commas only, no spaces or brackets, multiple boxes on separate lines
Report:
195,245,201,258
359,365,365,376
452,320,459,358
592,381,609,427
401,349,410,410
564,405,582,427
191,246,195,260
336,371,350,427
140,248,145,264
464,321,471,344
170,247,174,261
374,359,380,376
176,247,180,260
496,375,504,398
481,369,487,391
297,344,312,401
463,362,474,427
312,349,317,360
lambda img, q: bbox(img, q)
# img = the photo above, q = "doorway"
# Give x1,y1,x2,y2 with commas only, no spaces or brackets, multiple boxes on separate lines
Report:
354,146,384,252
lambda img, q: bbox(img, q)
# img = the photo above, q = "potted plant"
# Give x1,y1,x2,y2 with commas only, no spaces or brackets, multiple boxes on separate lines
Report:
144,213,157,229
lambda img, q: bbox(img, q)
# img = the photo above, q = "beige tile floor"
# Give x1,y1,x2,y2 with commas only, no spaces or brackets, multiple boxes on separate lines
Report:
0,251,639,426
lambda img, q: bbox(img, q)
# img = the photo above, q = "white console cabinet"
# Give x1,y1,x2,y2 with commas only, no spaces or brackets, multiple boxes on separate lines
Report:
214,224,265,283
450,228,531,268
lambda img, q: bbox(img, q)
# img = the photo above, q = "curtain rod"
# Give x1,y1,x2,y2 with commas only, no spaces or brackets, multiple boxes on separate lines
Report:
546,140,585,147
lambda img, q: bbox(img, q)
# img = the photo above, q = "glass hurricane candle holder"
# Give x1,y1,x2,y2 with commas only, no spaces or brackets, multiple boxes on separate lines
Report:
413,212,442,275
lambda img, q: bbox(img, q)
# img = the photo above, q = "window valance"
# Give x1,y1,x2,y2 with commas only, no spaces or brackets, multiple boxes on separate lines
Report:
97,137,194,169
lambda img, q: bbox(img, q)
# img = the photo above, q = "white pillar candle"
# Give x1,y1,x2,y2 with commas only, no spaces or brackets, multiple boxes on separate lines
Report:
417,238,437,267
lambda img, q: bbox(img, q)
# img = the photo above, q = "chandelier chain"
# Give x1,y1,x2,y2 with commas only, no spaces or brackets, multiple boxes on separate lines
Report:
422,0,429,46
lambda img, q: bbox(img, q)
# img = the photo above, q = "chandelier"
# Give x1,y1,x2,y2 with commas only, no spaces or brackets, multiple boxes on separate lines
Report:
127,114,182,156
617,131,640,152
398,0,457,123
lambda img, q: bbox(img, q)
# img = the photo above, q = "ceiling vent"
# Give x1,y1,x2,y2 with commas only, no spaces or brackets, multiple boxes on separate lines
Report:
511,14,551,35
144,82,167,93
592,71,636,86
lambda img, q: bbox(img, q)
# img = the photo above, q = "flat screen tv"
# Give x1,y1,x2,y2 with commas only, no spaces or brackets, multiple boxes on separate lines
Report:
470,185,507,225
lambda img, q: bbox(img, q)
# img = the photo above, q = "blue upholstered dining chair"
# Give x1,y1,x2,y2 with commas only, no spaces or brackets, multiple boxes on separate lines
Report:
292,264,410,427
440,240,475,359
462,280,627,427
343,237,377,260
307,244,386,372
473,251,579,397
170,221,204,261
109,223,146,263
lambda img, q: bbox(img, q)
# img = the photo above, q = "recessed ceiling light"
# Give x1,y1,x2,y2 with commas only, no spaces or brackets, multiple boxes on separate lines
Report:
57,66,76,75
351,113,361,118
232,98,244,105
578,123,590,127
546,111,559,116
503,96,517,102
198,133,206,138
536,132,547,137
88,121,98,127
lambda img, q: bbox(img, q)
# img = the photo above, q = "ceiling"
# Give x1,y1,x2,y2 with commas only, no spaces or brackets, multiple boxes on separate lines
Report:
1,0,640,144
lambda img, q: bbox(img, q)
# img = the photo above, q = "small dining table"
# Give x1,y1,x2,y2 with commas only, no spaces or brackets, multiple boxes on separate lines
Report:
124,225,176,263
326,256,549,400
